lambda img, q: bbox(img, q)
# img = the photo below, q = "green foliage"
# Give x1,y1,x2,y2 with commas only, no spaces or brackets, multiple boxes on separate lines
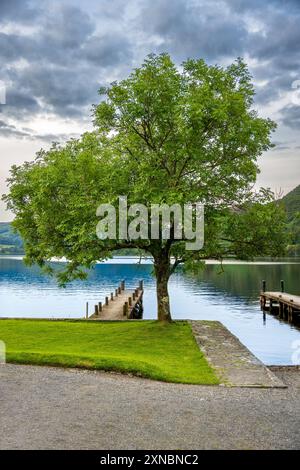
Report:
2,54,287,316
223,199,288,260
281,184,300,222
0,319,218,385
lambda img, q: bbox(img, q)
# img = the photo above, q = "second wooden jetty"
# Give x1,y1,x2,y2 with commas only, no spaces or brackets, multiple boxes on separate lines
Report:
88,280,144,321
260,280,300,323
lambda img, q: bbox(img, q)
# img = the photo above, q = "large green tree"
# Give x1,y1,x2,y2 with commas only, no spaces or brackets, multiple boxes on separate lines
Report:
3,54,287,321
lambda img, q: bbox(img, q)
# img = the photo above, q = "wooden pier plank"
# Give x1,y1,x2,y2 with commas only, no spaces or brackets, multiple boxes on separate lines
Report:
262,291,300,310
88,287,143,321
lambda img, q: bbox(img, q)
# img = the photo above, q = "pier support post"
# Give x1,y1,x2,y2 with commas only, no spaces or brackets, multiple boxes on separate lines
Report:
105,296,109,306
281,280,285,293
94,304,99,316
262,280,266,292
124,301,129,318
282,303,287,319
99,302,102,313
269,299,273,313
287,306,292,322
260,295,266,310
121,280,125,291
86,302,89,319
280,303,285,319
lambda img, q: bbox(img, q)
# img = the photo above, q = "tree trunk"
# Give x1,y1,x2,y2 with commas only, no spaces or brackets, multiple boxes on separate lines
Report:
154,252,172,322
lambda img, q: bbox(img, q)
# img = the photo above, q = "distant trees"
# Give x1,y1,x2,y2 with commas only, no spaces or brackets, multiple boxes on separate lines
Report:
0,223,24,254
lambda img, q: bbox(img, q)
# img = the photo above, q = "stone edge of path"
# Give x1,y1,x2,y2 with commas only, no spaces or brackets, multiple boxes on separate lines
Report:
189,320,287,388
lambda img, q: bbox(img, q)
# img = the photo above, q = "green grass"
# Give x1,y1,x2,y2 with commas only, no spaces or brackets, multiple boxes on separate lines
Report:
0,319,218,385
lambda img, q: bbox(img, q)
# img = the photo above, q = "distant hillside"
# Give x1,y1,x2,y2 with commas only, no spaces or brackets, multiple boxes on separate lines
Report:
0,222,140,256
281,184,300,222
281,184,300,254
0,222,24,254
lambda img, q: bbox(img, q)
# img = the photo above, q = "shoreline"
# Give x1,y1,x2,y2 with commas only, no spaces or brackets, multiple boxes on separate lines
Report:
1,254,300,265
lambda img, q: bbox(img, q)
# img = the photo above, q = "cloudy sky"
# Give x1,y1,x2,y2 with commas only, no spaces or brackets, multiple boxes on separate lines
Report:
0,0,299,221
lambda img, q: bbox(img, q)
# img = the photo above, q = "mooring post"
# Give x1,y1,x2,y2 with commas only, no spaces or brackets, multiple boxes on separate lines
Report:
121,280,125,291
111,292,114,301
128,297,132,307
124,301,129,318
139,280,143,290
135,288,139,297
132,292,136,301
99,302,102,313
281,280,284,293
118,286,121,294
262,280,266,292
105,296,109,306
86,302,89,319
115,288,118,297
94,304,99,316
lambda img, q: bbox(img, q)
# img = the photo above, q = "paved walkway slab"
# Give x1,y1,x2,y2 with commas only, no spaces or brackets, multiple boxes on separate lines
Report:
190,321,286,388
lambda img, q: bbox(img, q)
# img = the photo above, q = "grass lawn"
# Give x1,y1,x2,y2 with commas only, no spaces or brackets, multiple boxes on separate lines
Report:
0,319,218,385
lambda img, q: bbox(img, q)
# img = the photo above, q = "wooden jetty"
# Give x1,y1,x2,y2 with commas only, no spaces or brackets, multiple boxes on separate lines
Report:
260,280,300,323
87,280,144,321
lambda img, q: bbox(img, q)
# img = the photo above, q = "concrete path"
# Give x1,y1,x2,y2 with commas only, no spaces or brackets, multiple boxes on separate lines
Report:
0,364,299,449
190,321,285,388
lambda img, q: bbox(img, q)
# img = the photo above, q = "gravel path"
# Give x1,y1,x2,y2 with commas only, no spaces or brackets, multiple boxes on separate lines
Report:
0,364,299,450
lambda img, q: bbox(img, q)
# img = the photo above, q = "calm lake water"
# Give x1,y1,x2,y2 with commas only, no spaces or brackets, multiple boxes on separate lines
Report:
0,256,300,365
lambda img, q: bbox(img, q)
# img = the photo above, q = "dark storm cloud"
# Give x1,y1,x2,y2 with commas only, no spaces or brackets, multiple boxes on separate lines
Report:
0,2,133,130
234,1,300,113
0,0,300,138
251,10,300,64
254,74,296,105
80,34,132,67
5,89,40,113
0,88,41,128
13,64,99,117
280,105,300,130
224,0,300,13
136,0,300,121
138,0,248,60
43,5,95,49
0,0,40,22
